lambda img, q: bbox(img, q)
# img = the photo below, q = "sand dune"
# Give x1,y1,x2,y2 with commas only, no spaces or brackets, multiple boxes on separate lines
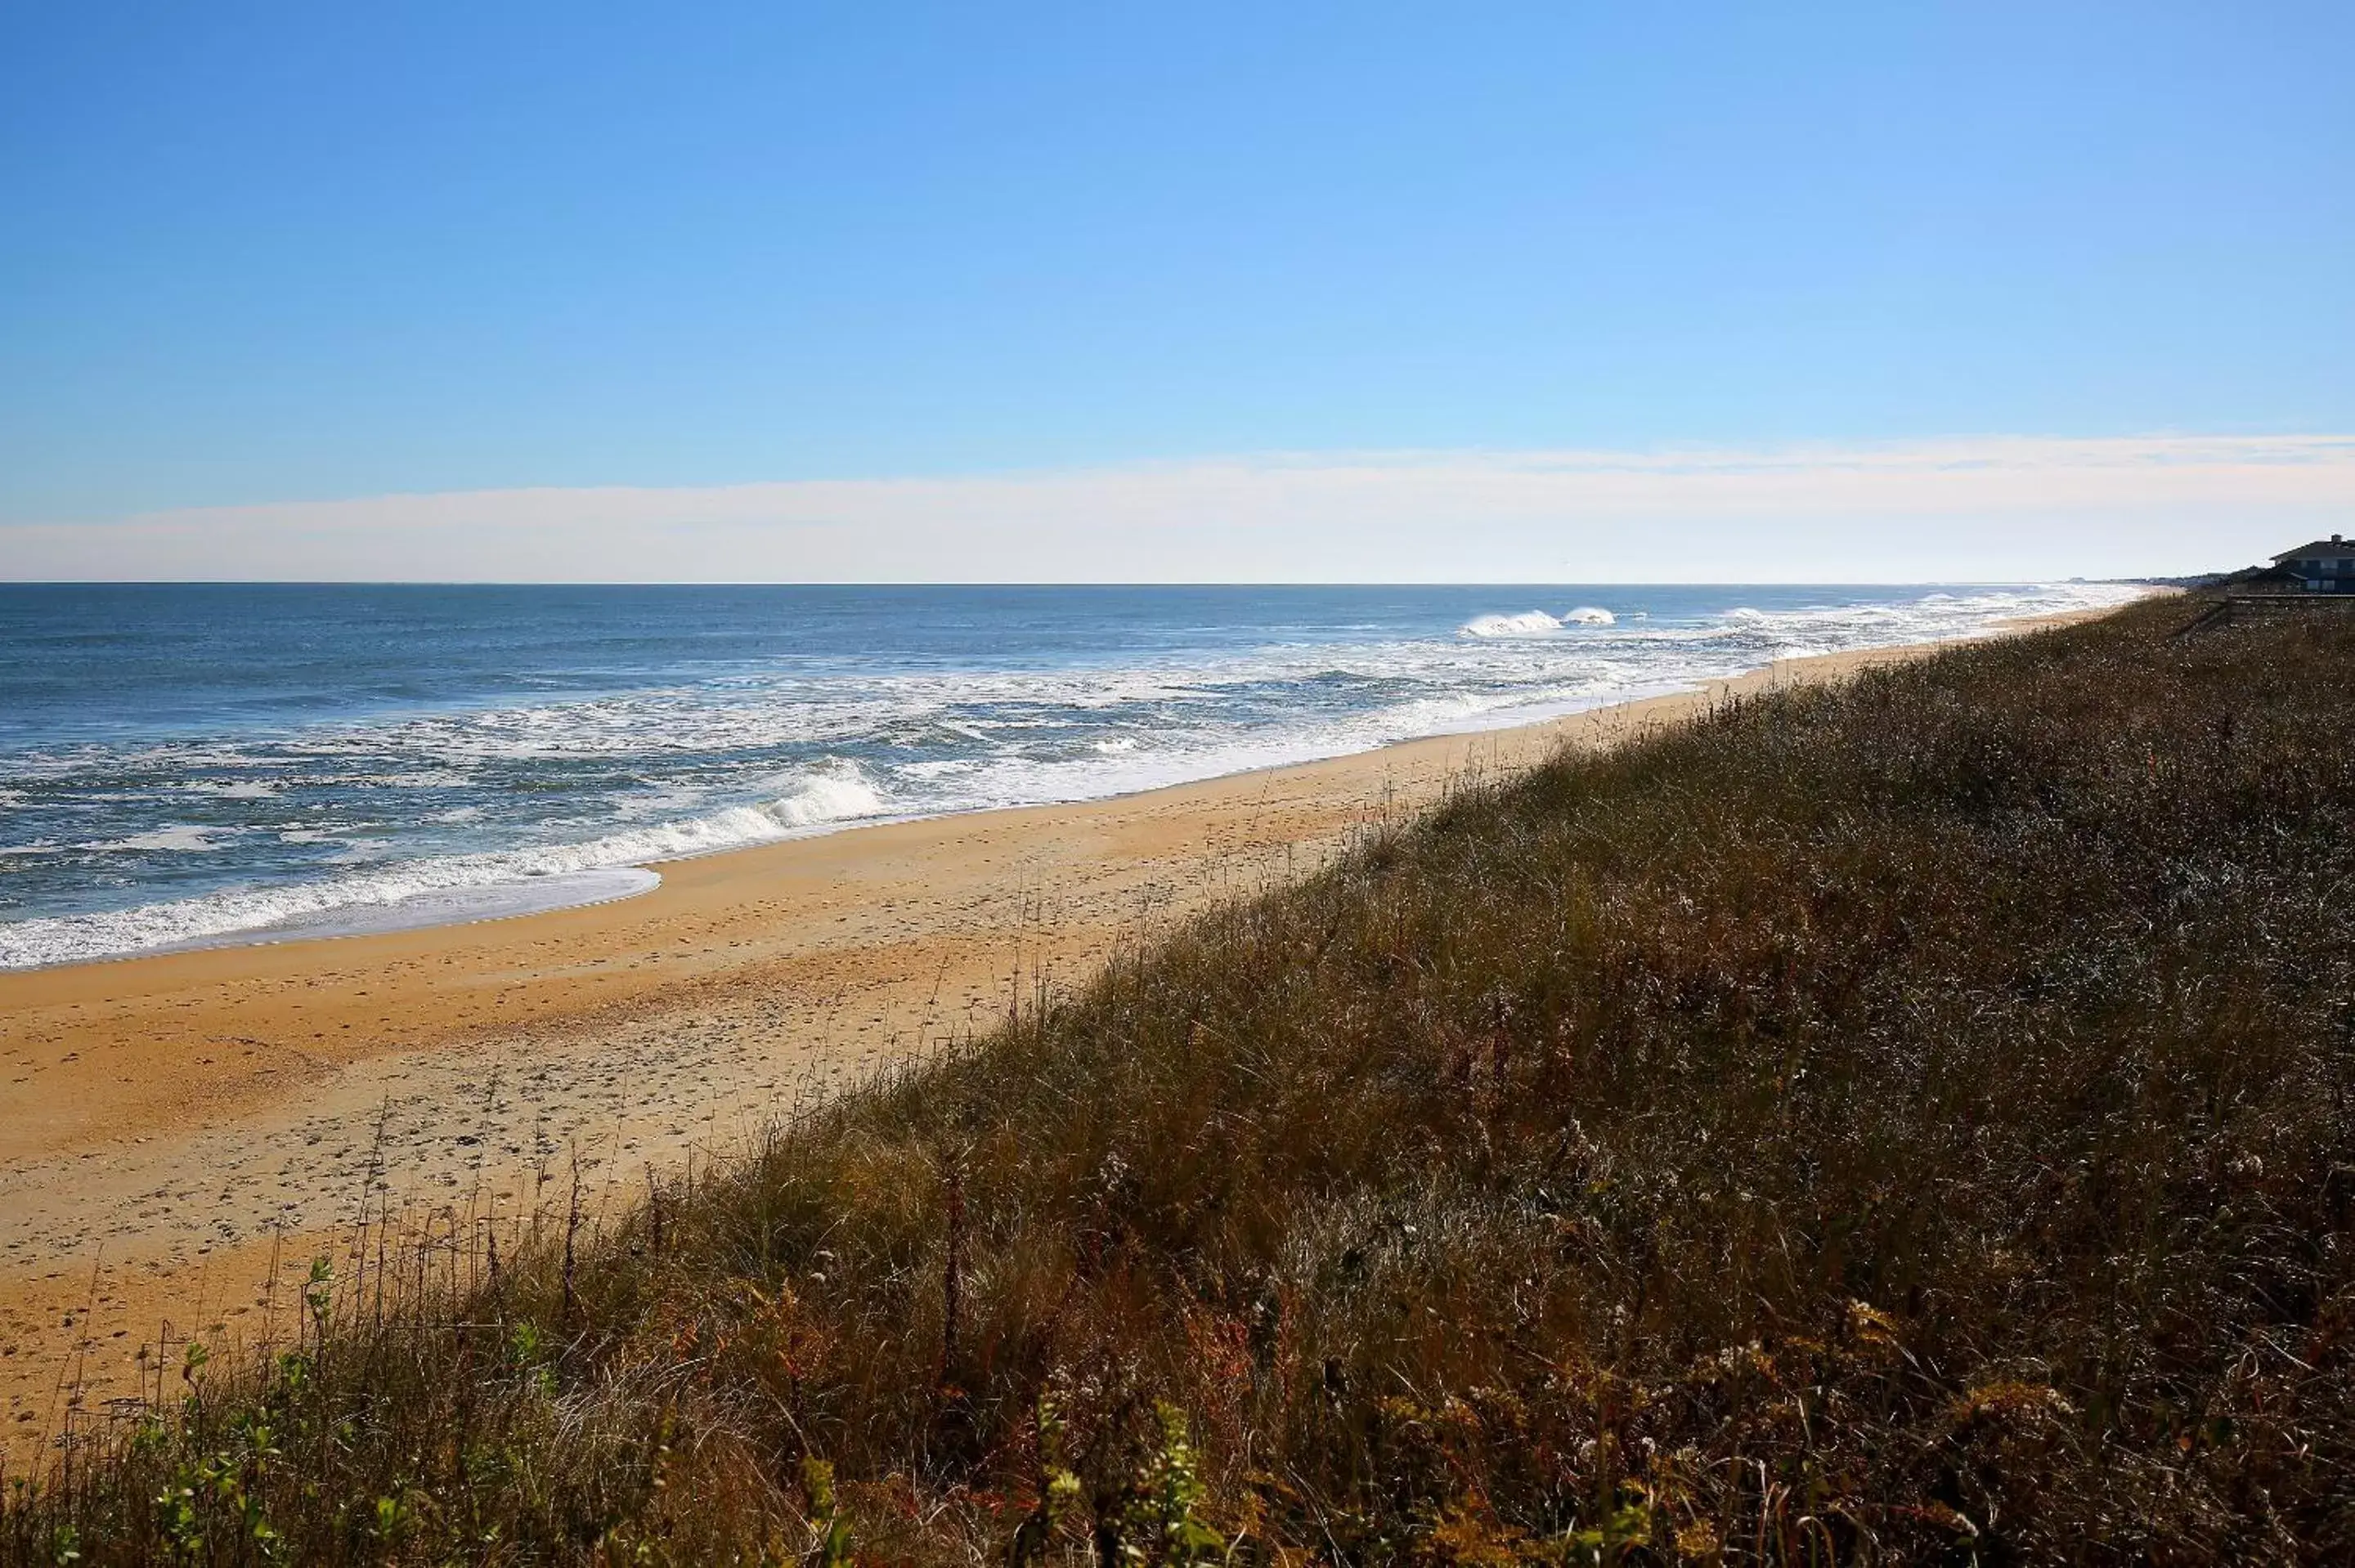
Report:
0,624,2097,1464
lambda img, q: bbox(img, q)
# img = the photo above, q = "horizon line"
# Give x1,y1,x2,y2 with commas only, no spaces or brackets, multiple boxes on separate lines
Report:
0,576,2177,589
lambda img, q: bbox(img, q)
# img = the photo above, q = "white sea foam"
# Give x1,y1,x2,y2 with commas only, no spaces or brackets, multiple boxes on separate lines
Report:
1459,611,1563,638
0,760,888,970
184,780,279,799
154,869,664,954
96,826,234,854
1459,606,1614,635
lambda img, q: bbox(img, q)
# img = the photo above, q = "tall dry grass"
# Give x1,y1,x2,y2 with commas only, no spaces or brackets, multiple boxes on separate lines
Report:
7,597,2353,1563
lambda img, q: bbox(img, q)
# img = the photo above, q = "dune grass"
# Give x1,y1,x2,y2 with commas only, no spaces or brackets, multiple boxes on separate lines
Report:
7,596,2354,1564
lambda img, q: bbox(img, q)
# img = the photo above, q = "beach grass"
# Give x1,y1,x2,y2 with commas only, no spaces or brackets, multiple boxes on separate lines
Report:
7,595,2353,1563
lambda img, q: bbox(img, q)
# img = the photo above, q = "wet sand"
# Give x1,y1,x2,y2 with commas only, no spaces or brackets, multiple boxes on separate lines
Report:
0,620,2101,1463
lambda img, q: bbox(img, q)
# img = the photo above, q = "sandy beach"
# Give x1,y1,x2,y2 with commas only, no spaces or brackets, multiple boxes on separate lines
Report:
0,620,2099,1463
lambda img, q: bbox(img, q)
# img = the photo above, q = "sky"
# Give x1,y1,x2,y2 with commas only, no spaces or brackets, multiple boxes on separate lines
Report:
2,2,2350,581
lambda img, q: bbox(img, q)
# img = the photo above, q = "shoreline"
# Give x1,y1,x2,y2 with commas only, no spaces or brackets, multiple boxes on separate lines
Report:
2,604,2131,977
19,686,1697,974
0,607,2126,1461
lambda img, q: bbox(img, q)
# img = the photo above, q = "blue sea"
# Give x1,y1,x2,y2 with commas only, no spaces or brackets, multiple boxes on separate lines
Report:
0,582,2137,969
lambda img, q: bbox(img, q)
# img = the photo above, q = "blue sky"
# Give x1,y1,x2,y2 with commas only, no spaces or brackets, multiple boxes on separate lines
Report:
2,3,2350,577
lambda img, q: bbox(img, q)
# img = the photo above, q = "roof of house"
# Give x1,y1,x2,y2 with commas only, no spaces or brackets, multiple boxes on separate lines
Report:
2204,564,2330,597
2218,565,2309,589
2269,538,2352,562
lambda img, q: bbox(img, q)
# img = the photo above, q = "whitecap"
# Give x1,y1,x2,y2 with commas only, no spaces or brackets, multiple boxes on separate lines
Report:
1458,611,1563,638
184,780,279,800
96,826,233,854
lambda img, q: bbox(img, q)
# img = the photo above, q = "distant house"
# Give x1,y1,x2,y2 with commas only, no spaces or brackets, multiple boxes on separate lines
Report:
2271,534,2355,593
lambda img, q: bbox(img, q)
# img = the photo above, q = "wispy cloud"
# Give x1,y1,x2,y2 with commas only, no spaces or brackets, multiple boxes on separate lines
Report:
8,434,2351,582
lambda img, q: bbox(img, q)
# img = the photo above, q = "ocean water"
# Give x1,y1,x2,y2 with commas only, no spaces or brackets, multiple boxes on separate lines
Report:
0,582,2139,969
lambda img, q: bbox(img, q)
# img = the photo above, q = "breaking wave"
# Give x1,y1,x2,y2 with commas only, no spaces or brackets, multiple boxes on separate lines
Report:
1459,611,1563,638
1459,606,1617,636
0,762,886,970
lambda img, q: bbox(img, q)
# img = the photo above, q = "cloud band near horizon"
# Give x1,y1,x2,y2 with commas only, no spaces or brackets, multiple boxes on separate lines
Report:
6,434,2351,583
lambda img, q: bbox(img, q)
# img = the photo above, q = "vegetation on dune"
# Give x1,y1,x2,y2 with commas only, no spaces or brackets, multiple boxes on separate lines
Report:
8,598,2355,1564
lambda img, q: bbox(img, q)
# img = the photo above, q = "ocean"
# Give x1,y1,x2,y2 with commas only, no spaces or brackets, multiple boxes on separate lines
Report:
0,581,2139,970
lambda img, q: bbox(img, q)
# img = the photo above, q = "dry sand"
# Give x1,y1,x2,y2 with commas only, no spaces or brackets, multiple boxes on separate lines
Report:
0,621,2099,1464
